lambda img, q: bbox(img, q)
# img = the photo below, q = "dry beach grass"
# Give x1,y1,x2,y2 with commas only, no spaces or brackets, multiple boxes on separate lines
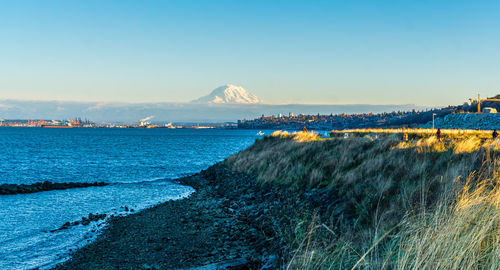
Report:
226,130,500,269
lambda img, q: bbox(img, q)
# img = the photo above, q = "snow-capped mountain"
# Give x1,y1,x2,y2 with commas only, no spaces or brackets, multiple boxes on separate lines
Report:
192,84,262,104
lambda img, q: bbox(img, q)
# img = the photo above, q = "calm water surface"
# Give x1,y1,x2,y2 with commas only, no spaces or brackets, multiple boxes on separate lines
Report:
0,128,265,269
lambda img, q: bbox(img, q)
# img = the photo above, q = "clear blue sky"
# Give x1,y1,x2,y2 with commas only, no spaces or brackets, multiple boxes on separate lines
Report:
1,0,499,106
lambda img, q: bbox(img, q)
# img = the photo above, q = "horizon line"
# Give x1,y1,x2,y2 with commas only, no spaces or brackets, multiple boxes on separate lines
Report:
0,98,435,108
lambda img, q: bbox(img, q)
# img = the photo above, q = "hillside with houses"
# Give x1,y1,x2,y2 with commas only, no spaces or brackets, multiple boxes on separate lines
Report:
238,95,500,130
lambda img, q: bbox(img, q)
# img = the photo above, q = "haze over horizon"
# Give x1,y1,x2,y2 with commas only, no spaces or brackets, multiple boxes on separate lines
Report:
1,1,500,106
0,83,423,106
0,84,428,122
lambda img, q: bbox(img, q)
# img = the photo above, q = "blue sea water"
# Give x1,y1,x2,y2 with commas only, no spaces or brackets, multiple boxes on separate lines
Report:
0,128,266,269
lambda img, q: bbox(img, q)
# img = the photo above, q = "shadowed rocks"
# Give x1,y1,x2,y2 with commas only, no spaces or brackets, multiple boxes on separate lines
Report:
51,213,108,232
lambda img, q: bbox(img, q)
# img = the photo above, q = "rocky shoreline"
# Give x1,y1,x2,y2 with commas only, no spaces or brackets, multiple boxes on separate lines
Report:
55,163,338,269
0,181,108,195
421,113,500,130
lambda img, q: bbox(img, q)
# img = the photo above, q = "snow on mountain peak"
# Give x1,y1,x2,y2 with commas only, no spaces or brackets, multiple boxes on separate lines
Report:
192,84,262,104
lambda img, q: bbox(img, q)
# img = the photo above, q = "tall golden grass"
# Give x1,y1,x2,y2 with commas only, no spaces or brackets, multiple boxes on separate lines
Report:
225,130,500,269
285,176,499,270
270,130,324,142
392,176,500,270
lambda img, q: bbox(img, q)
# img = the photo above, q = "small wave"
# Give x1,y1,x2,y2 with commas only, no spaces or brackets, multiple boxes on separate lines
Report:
110,172,195,185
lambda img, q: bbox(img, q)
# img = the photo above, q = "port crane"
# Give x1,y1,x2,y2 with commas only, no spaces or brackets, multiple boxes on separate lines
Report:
469,94,500,113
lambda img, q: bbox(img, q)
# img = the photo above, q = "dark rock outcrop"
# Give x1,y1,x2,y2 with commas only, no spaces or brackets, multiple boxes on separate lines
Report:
0,181,108,195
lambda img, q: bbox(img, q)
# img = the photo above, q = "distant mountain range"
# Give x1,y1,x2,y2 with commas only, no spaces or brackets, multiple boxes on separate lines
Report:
0,85,427,123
